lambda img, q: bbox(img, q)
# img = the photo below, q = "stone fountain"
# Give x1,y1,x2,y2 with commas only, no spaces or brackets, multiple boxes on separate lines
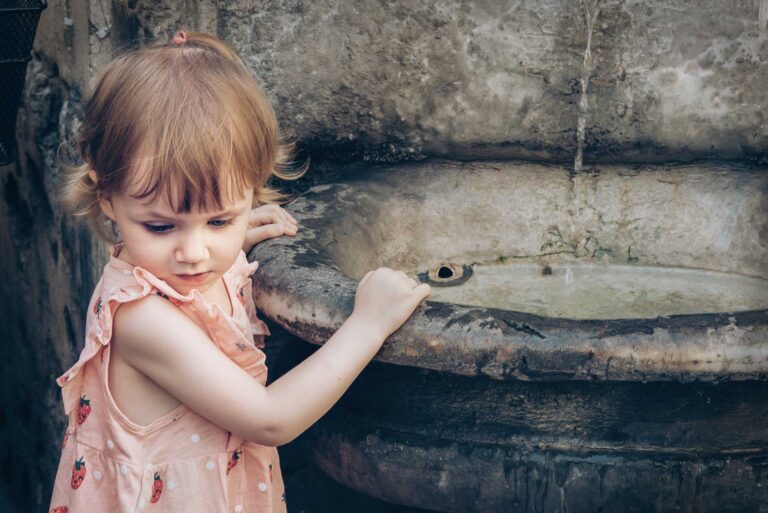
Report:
249,1,768,512
7,1,765,512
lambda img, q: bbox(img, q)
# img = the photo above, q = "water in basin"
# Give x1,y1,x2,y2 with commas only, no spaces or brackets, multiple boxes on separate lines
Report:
424,262,768,319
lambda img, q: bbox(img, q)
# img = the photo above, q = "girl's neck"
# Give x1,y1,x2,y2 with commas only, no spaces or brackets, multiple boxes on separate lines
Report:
112,242,134,265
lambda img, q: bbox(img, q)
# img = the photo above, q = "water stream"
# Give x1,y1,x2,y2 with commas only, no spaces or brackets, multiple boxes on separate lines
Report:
573,0,605,175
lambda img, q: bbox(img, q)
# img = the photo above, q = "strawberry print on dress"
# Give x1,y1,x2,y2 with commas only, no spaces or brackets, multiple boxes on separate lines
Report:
77,396,91,425
49,245,285,512
70,458,86,489
227,449,241,475
151,472,164,503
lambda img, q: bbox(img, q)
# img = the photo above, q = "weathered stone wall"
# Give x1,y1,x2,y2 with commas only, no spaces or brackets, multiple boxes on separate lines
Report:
77,0,768,165
140,0,768,164
3,1,765,511
0,2,106,511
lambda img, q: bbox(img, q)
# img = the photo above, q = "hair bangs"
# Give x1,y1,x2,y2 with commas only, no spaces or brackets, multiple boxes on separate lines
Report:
124,96,257,214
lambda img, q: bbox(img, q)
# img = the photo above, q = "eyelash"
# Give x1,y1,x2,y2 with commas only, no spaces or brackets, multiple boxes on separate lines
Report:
142,219,233,234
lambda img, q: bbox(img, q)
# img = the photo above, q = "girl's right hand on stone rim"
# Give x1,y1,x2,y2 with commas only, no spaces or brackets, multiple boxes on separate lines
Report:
351,267,431,342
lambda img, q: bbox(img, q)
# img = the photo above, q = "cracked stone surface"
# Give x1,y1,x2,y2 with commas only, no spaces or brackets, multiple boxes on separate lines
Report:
124,0,768,164
251,159,768,383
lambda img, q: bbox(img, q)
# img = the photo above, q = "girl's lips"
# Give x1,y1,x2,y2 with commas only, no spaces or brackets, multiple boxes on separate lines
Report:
176,271,211,284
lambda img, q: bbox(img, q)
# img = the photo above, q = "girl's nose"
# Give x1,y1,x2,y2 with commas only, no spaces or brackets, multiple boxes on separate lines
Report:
175,230,209,265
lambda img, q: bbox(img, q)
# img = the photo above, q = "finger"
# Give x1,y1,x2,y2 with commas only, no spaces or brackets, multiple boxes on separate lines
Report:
275,205,297,223
279,209,298,228
273,205,297,227
253,205,296,226
249,212,297,236
414,283,431,299
249,208,282,226
359,270,374,284
403,283,430,313
396,271,419,287
280,221,297,235
243,223,288,247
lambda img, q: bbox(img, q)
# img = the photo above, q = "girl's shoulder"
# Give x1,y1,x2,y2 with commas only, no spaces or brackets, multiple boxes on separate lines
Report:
56,246,268,420
54,248,187,421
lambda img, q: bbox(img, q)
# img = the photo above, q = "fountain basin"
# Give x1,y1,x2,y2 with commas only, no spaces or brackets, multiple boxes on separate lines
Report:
251,160,768,511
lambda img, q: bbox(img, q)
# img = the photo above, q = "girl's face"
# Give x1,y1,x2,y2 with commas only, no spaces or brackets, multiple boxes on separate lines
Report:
99,182,254,295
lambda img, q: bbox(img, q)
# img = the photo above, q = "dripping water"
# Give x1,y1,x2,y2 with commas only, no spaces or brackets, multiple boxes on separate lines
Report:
567,0,606,249
573,0,605,175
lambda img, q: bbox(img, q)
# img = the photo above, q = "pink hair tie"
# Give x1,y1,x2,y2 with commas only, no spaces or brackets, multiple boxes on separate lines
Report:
172,30,188,45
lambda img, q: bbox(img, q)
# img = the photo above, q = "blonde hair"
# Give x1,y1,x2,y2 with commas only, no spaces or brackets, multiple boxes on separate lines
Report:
58,31,306,243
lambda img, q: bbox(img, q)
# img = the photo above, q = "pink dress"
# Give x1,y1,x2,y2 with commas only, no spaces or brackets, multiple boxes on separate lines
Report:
49,244,287,513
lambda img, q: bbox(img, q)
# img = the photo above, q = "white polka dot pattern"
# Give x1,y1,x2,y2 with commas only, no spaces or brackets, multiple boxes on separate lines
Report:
49,252,285,511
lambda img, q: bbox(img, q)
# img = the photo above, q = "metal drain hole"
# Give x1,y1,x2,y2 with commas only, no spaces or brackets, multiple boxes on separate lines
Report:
418,262,473,287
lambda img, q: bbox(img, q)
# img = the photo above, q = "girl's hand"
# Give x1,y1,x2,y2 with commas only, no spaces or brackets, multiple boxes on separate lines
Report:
242,204,299,252
350,268,431,342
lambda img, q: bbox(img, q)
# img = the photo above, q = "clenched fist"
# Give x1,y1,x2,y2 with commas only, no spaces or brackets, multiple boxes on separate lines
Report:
351,268,431,342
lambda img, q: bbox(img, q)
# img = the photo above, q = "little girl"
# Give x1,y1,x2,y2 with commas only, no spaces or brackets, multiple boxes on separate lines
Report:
49,31,430,513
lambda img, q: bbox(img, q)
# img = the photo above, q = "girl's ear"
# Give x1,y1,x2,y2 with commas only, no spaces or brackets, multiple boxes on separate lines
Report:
88,170,117,222
99,197,117,222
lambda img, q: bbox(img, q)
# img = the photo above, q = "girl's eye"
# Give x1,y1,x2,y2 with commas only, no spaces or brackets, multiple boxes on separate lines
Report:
141,219,232,234
143,223,173,234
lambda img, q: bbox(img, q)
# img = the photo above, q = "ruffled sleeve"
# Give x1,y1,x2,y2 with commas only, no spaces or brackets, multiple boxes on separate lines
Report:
57,249,272,425
228,251,270,348
56,260,160,424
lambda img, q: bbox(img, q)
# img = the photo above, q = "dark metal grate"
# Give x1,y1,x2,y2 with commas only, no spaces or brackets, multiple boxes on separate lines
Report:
0,0,47,165
0,61,28,164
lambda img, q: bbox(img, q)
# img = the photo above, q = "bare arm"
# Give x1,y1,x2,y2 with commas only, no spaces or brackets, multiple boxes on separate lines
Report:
113,269,428,446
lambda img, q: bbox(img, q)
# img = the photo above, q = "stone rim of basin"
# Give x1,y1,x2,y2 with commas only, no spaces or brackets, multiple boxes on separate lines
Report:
250,159,768,382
